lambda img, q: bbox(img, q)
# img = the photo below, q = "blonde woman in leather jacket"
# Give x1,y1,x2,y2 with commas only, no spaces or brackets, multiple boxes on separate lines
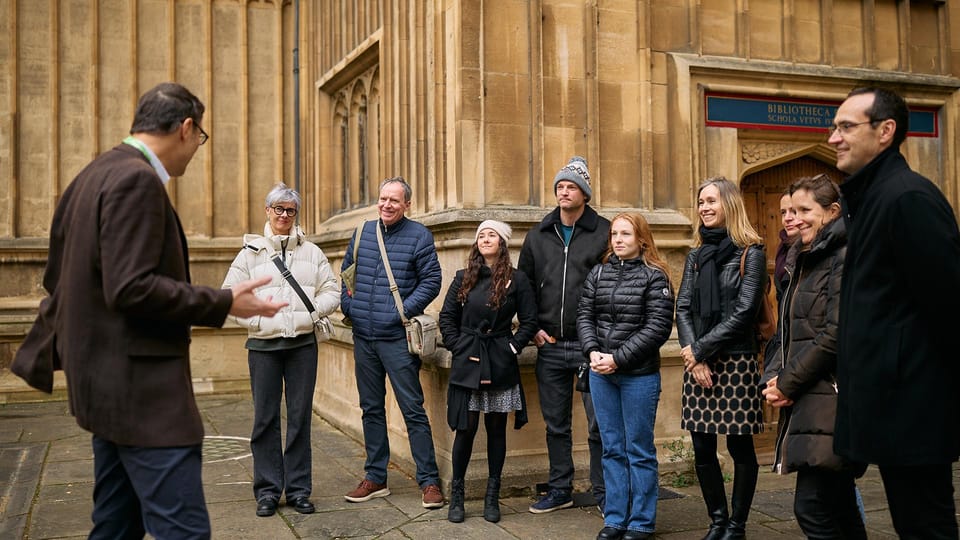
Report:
221,183,339,518
675,176,767,540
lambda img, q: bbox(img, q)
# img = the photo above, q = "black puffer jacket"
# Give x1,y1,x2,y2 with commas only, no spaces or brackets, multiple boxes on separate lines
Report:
764,218,862,474
576,255,675,376
676,244,767,362
518,205,610,341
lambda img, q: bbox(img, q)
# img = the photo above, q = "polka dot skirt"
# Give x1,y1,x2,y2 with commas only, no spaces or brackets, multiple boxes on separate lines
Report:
681,353,764,435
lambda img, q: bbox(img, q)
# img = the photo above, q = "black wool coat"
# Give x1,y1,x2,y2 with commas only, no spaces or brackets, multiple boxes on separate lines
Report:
836,147,960,466
439,267,538,391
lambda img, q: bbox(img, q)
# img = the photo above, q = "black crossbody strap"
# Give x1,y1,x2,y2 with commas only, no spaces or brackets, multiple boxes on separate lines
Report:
271,253,319,319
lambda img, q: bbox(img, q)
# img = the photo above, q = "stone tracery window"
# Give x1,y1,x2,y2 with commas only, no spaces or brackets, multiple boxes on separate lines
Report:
333,65,379,211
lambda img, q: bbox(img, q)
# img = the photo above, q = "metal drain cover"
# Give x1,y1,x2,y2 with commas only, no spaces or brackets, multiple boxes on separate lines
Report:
203,436,251,463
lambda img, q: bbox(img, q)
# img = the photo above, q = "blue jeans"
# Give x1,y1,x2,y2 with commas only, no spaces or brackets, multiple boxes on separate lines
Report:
248,342,317,502
535,340,604,501
590,371,660,533
354,337,439,487
90,436,209,540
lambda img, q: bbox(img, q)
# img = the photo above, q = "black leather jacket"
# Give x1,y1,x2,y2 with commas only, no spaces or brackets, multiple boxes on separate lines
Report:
676,244,767,362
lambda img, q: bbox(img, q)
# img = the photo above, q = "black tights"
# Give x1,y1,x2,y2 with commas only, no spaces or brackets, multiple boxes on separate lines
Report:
452,411,508,480
691,431,757,466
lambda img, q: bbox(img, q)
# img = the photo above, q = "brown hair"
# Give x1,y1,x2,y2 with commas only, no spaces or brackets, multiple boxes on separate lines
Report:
458,238,514,309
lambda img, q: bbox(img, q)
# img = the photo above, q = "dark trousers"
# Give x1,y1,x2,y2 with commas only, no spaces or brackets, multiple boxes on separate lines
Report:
535,340,604,502
89,435,209,540
248,343,317,503
880,463,959,539
354,337,439,487
794,467,866,539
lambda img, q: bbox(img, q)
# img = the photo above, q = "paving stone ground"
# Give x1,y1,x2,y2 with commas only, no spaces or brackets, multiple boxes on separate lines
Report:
1,394,953,539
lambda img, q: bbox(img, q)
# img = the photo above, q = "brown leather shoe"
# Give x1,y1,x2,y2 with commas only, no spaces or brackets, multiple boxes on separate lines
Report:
344,479,390,502
421,483,445,509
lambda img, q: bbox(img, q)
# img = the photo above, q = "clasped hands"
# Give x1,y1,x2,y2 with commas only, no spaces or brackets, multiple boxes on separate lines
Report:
761,376,793,408
589,351,616,374
681,345,715,389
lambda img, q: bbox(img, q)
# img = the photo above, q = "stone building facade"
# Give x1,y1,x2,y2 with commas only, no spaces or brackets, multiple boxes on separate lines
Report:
2,0,958,489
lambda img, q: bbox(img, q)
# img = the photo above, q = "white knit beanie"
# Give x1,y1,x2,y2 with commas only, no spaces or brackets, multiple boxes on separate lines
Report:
475,220,512,243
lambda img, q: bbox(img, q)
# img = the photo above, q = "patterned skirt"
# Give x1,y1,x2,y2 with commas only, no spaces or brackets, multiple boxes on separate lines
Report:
681,353,764,435
468,384,523,413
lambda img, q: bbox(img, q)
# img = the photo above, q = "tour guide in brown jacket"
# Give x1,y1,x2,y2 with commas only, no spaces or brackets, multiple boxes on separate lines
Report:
13,82,284,539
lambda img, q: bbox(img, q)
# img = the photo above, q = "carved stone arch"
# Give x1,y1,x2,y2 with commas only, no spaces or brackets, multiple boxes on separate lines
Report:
739,145,843,268
741,142,837,178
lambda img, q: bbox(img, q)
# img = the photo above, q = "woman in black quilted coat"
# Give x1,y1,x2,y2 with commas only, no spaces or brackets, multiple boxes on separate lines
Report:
438,220,538,524
676,176,767,540
761,175,867,539
577,212,674,540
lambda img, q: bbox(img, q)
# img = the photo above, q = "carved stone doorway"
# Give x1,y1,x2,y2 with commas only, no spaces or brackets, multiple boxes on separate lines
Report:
740,154,843,464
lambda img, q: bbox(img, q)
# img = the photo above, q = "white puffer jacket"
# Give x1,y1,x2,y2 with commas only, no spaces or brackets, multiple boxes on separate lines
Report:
222,223,340,340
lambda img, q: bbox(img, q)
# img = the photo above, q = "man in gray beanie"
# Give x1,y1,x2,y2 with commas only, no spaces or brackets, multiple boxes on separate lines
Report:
553,156,593,202
518,155,609,514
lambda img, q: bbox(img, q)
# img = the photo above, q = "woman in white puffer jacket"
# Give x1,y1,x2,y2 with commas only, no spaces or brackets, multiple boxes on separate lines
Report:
221,182,339,518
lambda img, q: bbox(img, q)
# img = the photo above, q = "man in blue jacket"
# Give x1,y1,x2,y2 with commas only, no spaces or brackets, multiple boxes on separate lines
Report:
518,156,610,514
340,176,445,509
830,87,960,538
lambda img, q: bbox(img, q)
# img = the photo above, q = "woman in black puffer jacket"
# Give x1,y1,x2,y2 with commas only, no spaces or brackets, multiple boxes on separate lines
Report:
577,212,674,540
762,175,867,539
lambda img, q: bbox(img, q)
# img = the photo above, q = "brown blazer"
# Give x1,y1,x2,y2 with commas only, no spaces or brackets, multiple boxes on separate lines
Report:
14,144,233,447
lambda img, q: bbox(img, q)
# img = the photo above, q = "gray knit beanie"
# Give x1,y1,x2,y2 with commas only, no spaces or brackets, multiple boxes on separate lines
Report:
553,156,592,202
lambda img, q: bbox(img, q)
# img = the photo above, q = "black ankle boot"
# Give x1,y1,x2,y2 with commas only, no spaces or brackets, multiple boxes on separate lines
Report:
718,463,758,540
696,463,729,540
448,478,465,523
483,477,501,523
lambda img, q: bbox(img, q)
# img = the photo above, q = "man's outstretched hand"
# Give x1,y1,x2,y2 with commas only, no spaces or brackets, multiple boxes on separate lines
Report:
229,276,288,318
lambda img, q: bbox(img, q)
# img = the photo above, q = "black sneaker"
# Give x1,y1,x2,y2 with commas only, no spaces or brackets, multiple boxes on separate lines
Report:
528,489,573,513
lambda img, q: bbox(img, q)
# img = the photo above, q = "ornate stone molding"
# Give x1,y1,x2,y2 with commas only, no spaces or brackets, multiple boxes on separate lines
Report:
741,142,808,164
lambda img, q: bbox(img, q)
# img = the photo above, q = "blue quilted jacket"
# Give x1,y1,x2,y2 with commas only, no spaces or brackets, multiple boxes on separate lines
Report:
340,217,442,340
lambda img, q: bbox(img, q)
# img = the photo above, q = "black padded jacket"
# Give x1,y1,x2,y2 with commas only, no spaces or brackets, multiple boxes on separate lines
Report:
577,255,675,375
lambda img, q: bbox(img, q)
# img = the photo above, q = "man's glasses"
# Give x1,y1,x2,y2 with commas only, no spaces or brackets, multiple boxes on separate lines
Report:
272,206,297,217
196,124,209,145
826,119,884,138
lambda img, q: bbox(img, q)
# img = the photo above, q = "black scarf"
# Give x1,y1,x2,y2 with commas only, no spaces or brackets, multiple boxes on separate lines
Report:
695,226,736,330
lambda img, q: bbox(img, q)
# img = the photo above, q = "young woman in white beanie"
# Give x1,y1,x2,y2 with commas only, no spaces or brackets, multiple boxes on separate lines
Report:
438,220,538,524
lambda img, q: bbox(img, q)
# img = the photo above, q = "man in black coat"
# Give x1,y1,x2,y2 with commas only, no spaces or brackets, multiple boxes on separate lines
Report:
518,156,610,514
830,86,960,538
